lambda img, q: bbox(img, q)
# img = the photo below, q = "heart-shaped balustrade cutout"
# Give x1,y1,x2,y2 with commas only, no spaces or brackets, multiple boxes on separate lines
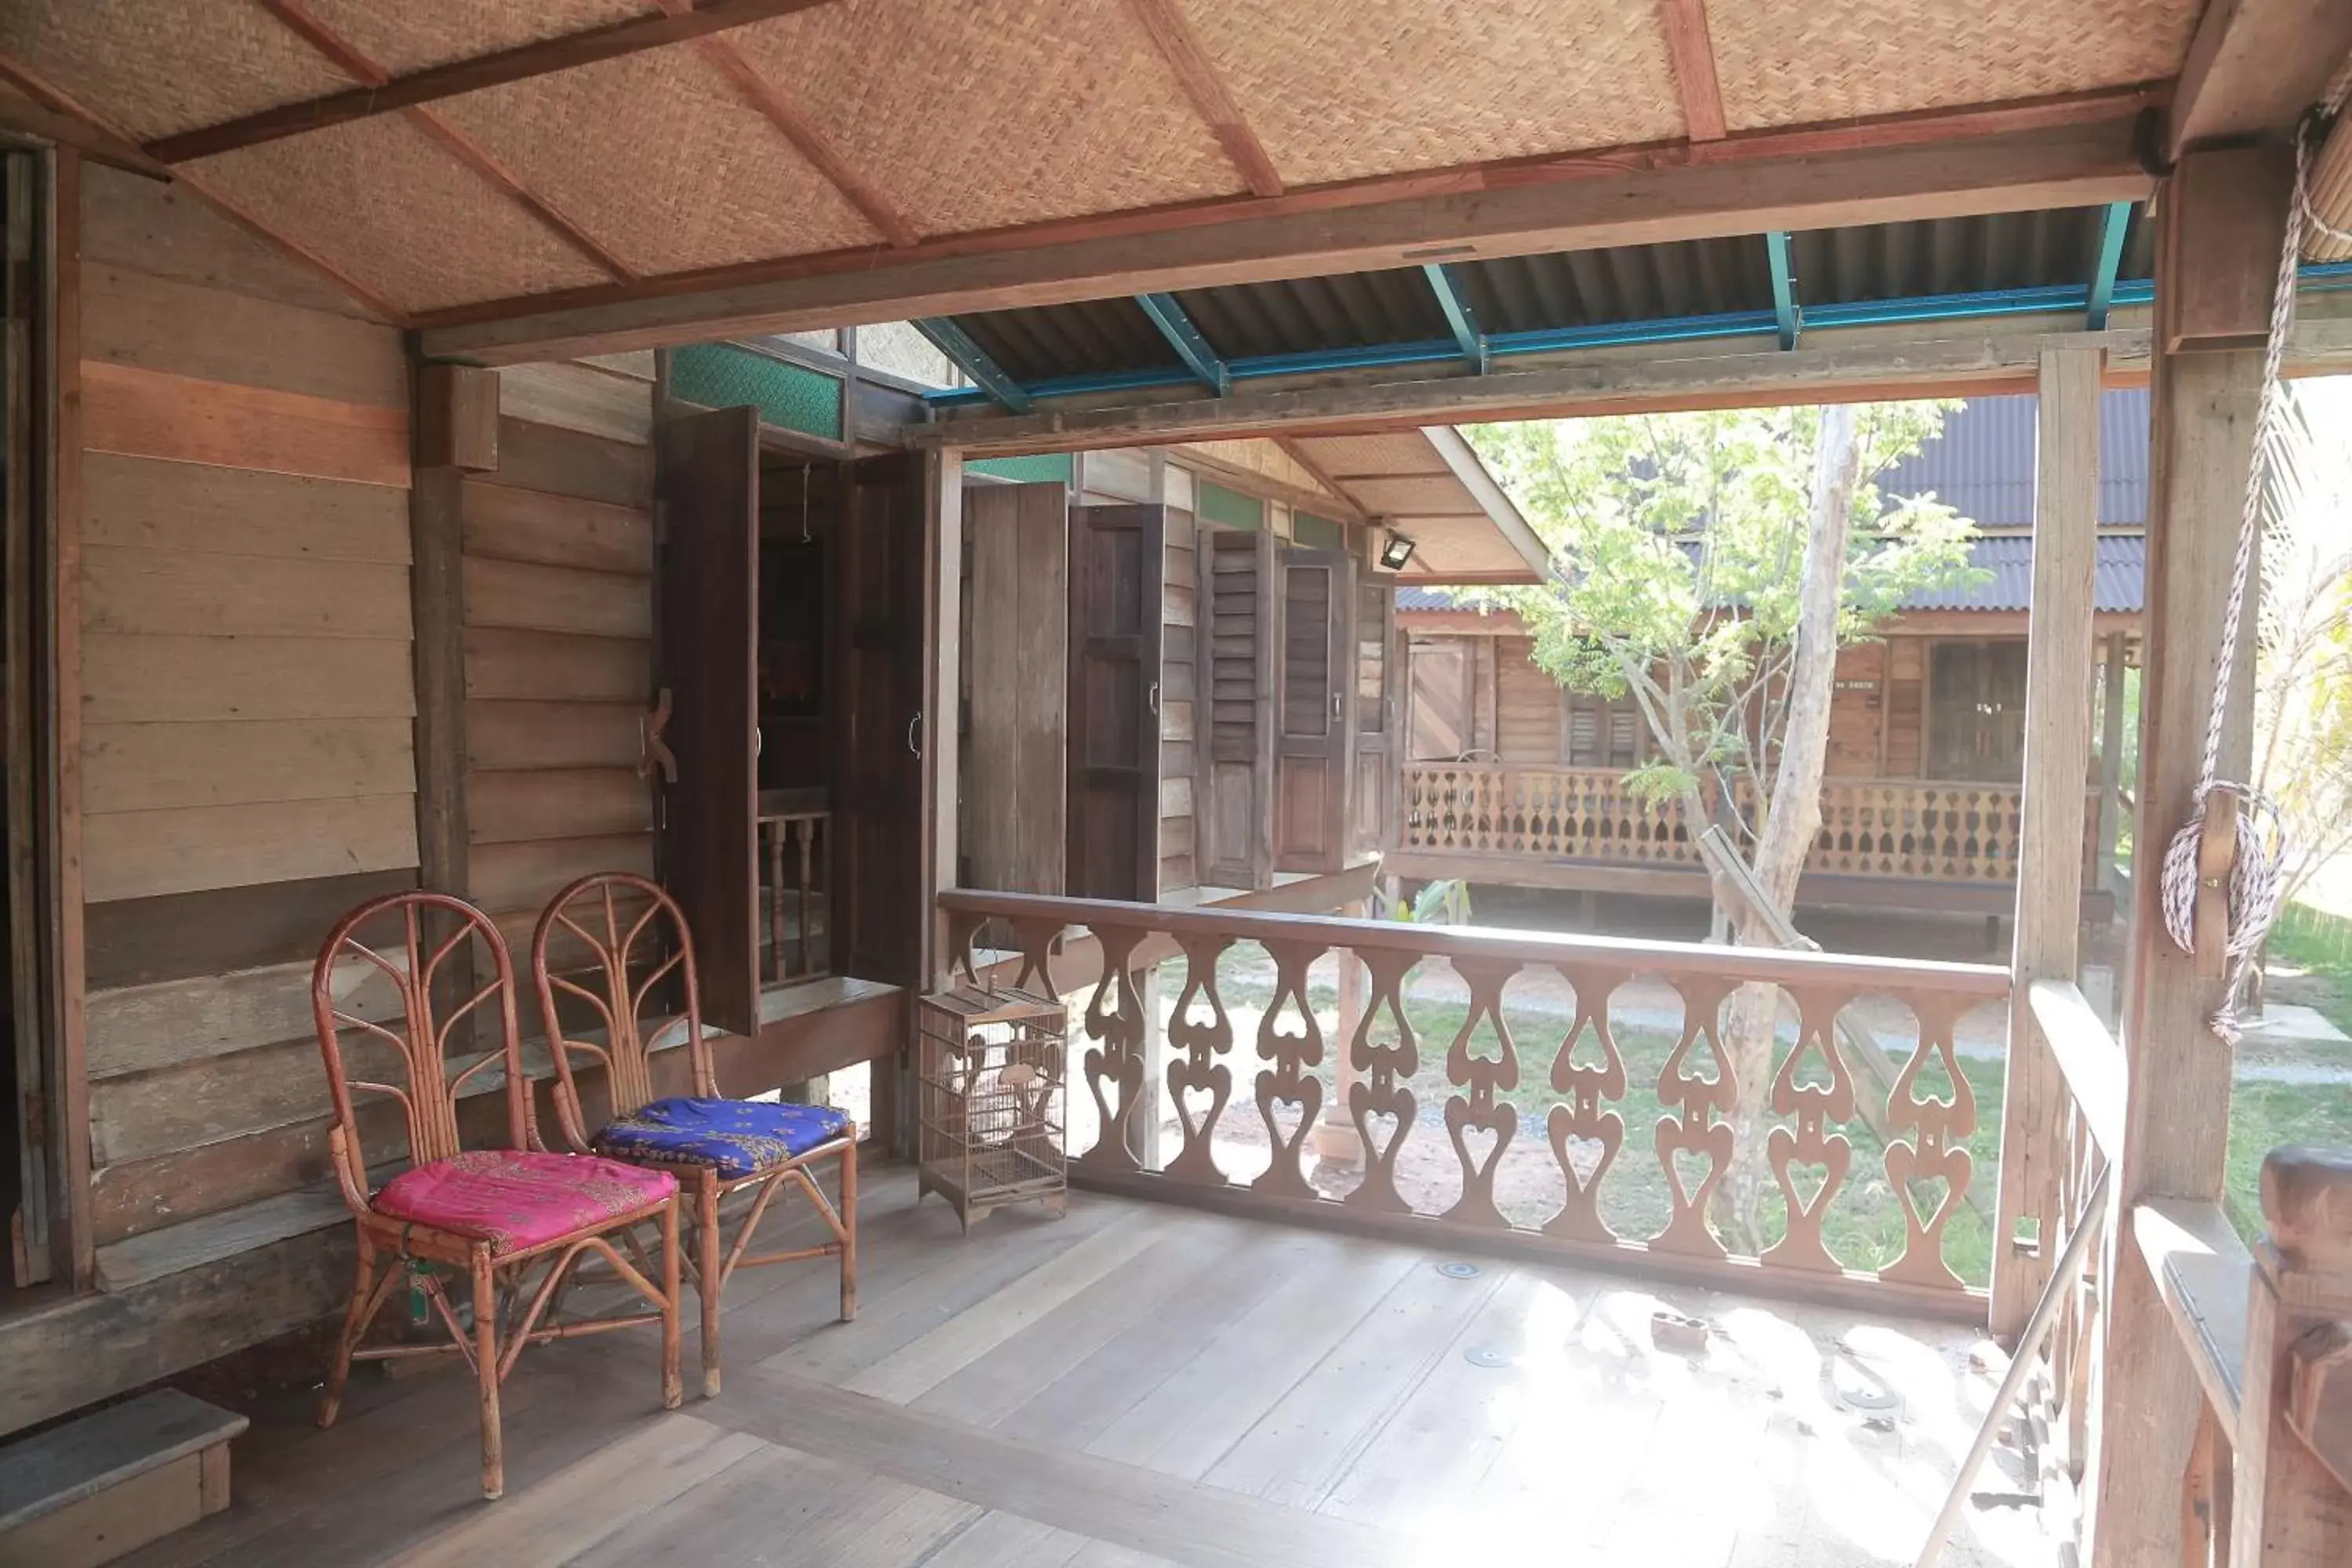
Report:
1900,1167,1954,1231
1784,1033,1842,1094
1261,1094,1312,1142
1457,1121,1504,1173
1561,1133,1609,1187
1456,1014,1511,1068
1361,1109,1404,1157
1668,1144,1719,1206
1560,1018,1616,1075
1174,1079,1222,1131
1782,1155,1840,1217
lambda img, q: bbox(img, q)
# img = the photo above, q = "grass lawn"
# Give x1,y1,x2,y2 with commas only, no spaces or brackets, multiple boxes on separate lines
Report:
2225,902,2352,1238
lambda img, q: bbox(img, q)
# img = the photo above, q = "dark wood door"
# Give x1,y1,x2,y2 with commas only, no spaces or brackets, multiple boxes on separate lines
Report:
1274,547,1354,873
1352,579,1397,858
1200,527,1270,889
655,405,761,1036
837,452,927,985
1065,503,1165,901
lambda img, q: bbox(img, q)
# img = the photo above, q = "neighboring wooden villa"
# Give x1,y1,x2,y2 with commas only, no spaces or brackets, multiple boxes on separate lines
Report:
1392,390,2150,918
0,1,2350,1564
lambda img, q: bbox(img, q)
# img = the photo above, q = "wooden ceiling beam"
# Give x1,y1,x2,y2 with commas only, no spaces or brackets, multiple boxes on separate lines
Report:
419,100,2158,364
1123,0,1284,198
145,0,845,165
908,325,2158,455
1269,436,1370,522
0,73,170,177
254,0,633,281
0,53,405,320
2166,0,2352,160
1657,0,1728,142
688,37,916,247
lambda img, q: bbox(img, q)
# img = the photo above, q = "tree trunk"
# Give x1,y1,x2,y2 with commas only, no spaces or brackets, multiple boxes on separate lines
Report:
1716,407,1865,1251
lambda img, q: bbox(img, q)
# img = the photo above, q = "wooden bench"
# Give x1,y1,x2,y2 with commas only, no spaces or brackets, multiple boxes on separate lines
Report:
0,1388,246,1567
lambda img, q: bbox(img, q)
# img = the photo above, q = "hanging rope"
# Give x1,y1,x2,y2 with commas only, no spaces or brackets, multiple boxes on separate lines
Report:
2154,119,2322,1045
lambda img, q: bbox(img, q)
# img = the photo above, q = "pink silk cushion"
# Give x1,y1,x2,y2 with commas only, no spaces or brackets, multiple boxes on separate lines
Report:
372,1149,676,1255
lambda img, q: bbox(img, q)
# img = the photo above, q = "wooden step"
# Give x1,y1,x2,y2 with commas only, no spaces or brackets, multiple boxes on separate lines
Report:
0,1388,246,1567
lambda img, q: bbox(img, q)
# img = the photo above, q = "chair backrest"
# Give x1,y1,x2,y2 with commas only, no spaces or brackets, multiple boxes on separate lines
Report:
312,891,529,1209
530,872,709,1151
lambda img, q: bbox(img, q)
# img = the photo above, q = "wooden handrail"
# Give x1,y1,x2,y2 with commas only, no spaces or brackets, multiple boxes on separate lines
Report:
2132,1197,2252,1426
2030,978,2126,1158
939,888,2013,997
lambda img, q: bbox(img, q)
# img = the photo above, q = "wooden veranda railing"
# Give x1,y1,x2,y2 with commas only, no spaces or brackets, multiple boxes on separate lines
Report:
939,889,2013,1319
1400,764,2092,885
758,789,829,985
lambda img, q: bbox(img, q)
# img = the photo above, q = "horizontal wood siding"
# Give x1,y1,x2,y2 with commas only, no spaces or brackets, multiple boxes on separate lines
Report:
462,368,657,961
1494,637,1562,763
77,170,419,1247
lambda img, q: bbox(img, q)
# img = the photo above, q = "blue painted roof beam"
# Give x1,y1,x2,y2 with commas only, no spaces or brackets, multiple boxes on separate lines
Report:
1135,292,1231,395
912,318,1033,412
1765,231,1800,350
1422,263,1489,372
2085,201,2133,329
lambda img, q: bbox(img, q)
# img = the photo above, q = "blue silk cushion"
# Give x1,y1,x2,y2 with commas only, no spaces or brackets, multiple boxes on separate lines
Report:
593,1096,850,1178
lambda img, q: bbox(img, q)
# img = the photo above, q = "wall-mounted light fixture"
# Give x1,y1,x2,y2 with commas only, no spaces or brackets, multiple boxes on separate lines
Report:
1379,532,1417,572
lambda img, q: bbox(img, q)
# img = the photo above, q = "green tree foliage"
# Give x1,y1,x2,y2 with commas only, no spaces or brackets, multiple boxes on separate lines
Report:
1468,405,1985,842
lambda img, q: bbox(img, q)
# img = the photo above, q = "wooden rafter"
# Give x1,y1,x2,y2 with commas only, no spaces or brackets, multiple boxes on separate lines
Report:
145,0,845,165
254,0,633,282
1270,436,1370,523
666,20,916,248
1123,0,1283,198
0,75,168,178
1656,0,1728,142
418,95,2158,363
0,53,406,321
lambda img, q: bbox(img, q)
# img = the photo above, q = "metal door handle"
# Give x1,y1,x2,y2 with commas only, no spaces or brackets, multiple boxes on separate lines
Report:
1331,691,1343,718
1148,682,1160,715
907,710,924,755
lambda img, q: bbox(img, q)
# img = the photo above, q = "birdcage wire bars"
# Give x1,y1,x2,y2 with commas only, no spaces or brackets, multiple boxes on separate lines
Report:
915,985,1069,1232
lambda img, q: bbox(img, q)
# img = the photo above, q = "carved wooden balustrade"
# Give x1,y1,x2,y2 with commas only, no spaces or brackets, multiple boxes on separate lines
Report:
758,789,829,985
939,888,2011,1318
1402,764,2092,886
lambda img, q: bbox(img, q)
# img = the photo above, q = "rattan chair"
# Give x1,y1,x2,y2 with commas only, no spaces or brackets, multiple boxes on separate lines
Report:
531,873,858,1399
311,891,682,1501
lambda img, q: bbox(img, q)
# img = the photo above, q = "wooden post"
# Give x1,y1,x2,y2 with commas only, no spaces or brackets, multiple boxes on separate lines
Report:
1312,902,1367,1167
914,448,964,1153
2096,630,2128,894
1991,344,2103,1341
1128,964,1165,1167
2230,1148,2352,1566
2084,143,2288,1568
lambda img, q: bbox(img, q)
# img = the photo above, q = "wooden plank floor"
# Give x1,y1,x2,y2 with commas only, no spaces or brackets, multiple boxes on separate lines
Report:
118,1166,2058,1568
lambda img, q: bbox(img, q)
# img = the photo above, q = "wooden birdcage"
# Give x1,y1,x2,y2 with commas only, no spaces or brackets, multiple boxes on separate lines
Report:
915,985,1068,1232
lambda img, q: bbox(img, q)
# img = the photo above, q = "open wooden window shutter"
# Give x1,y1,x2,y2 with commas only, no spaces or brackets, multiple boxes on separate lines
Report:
1407,639,1471,760
837,452,928,986
1200,527,1269,887
1351,577,1397,858
1065,503,1166,901
1272,546,1354,874
655,405,761,1036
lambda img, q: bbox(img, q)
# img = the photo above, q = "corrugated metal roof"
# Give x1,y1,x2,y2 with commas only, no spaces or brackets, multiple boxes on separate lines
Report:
1876,387,2149,527
933,204,2155,388
1399,534,2147,615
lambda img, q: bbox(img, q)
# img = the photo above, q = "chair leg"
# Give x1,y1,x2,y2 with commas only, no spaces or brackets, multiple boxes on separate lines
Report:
660,1196,684,1411
838,1138,859,1323
319,1232,379,1429
472,1247,503,1501
698,1182,722,1399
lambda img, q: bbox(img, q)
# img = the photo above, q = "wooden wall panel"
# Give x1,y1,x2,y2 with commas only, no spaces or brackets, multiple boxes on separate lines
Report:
84,454,409,564
1494,637,1562,762
964,482,1069,896
84,796,419,904
1826,641,1886,777
83,717,414,815
82,546,412,640
1159,507,1199,891
457,376,658,946
69,182,422,1290
82,362,408,488
1887,637,1926,776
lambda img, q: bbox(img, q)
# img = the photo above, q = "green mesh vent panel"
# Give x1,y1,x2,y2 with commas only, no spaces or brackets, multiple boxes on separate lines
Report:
670,344,842,441
1293,511,1345,551
1197,481,1263,532
967,454,1074,483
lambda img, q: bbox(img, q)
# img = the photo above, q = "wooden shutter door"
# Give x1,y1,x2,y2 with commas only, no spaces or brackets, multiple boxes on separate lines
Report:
1065,504,1165,901
1273,547,1354,873
655,405,761,1036
1352,579,1397,858
1200,528,1269,888
1409,640,1469,760
837,452,927,986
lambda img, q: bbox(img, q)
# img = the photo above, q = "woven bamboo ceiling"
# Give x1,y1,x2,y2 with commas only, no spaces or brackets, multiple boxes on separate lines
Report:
0,0,2235,332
